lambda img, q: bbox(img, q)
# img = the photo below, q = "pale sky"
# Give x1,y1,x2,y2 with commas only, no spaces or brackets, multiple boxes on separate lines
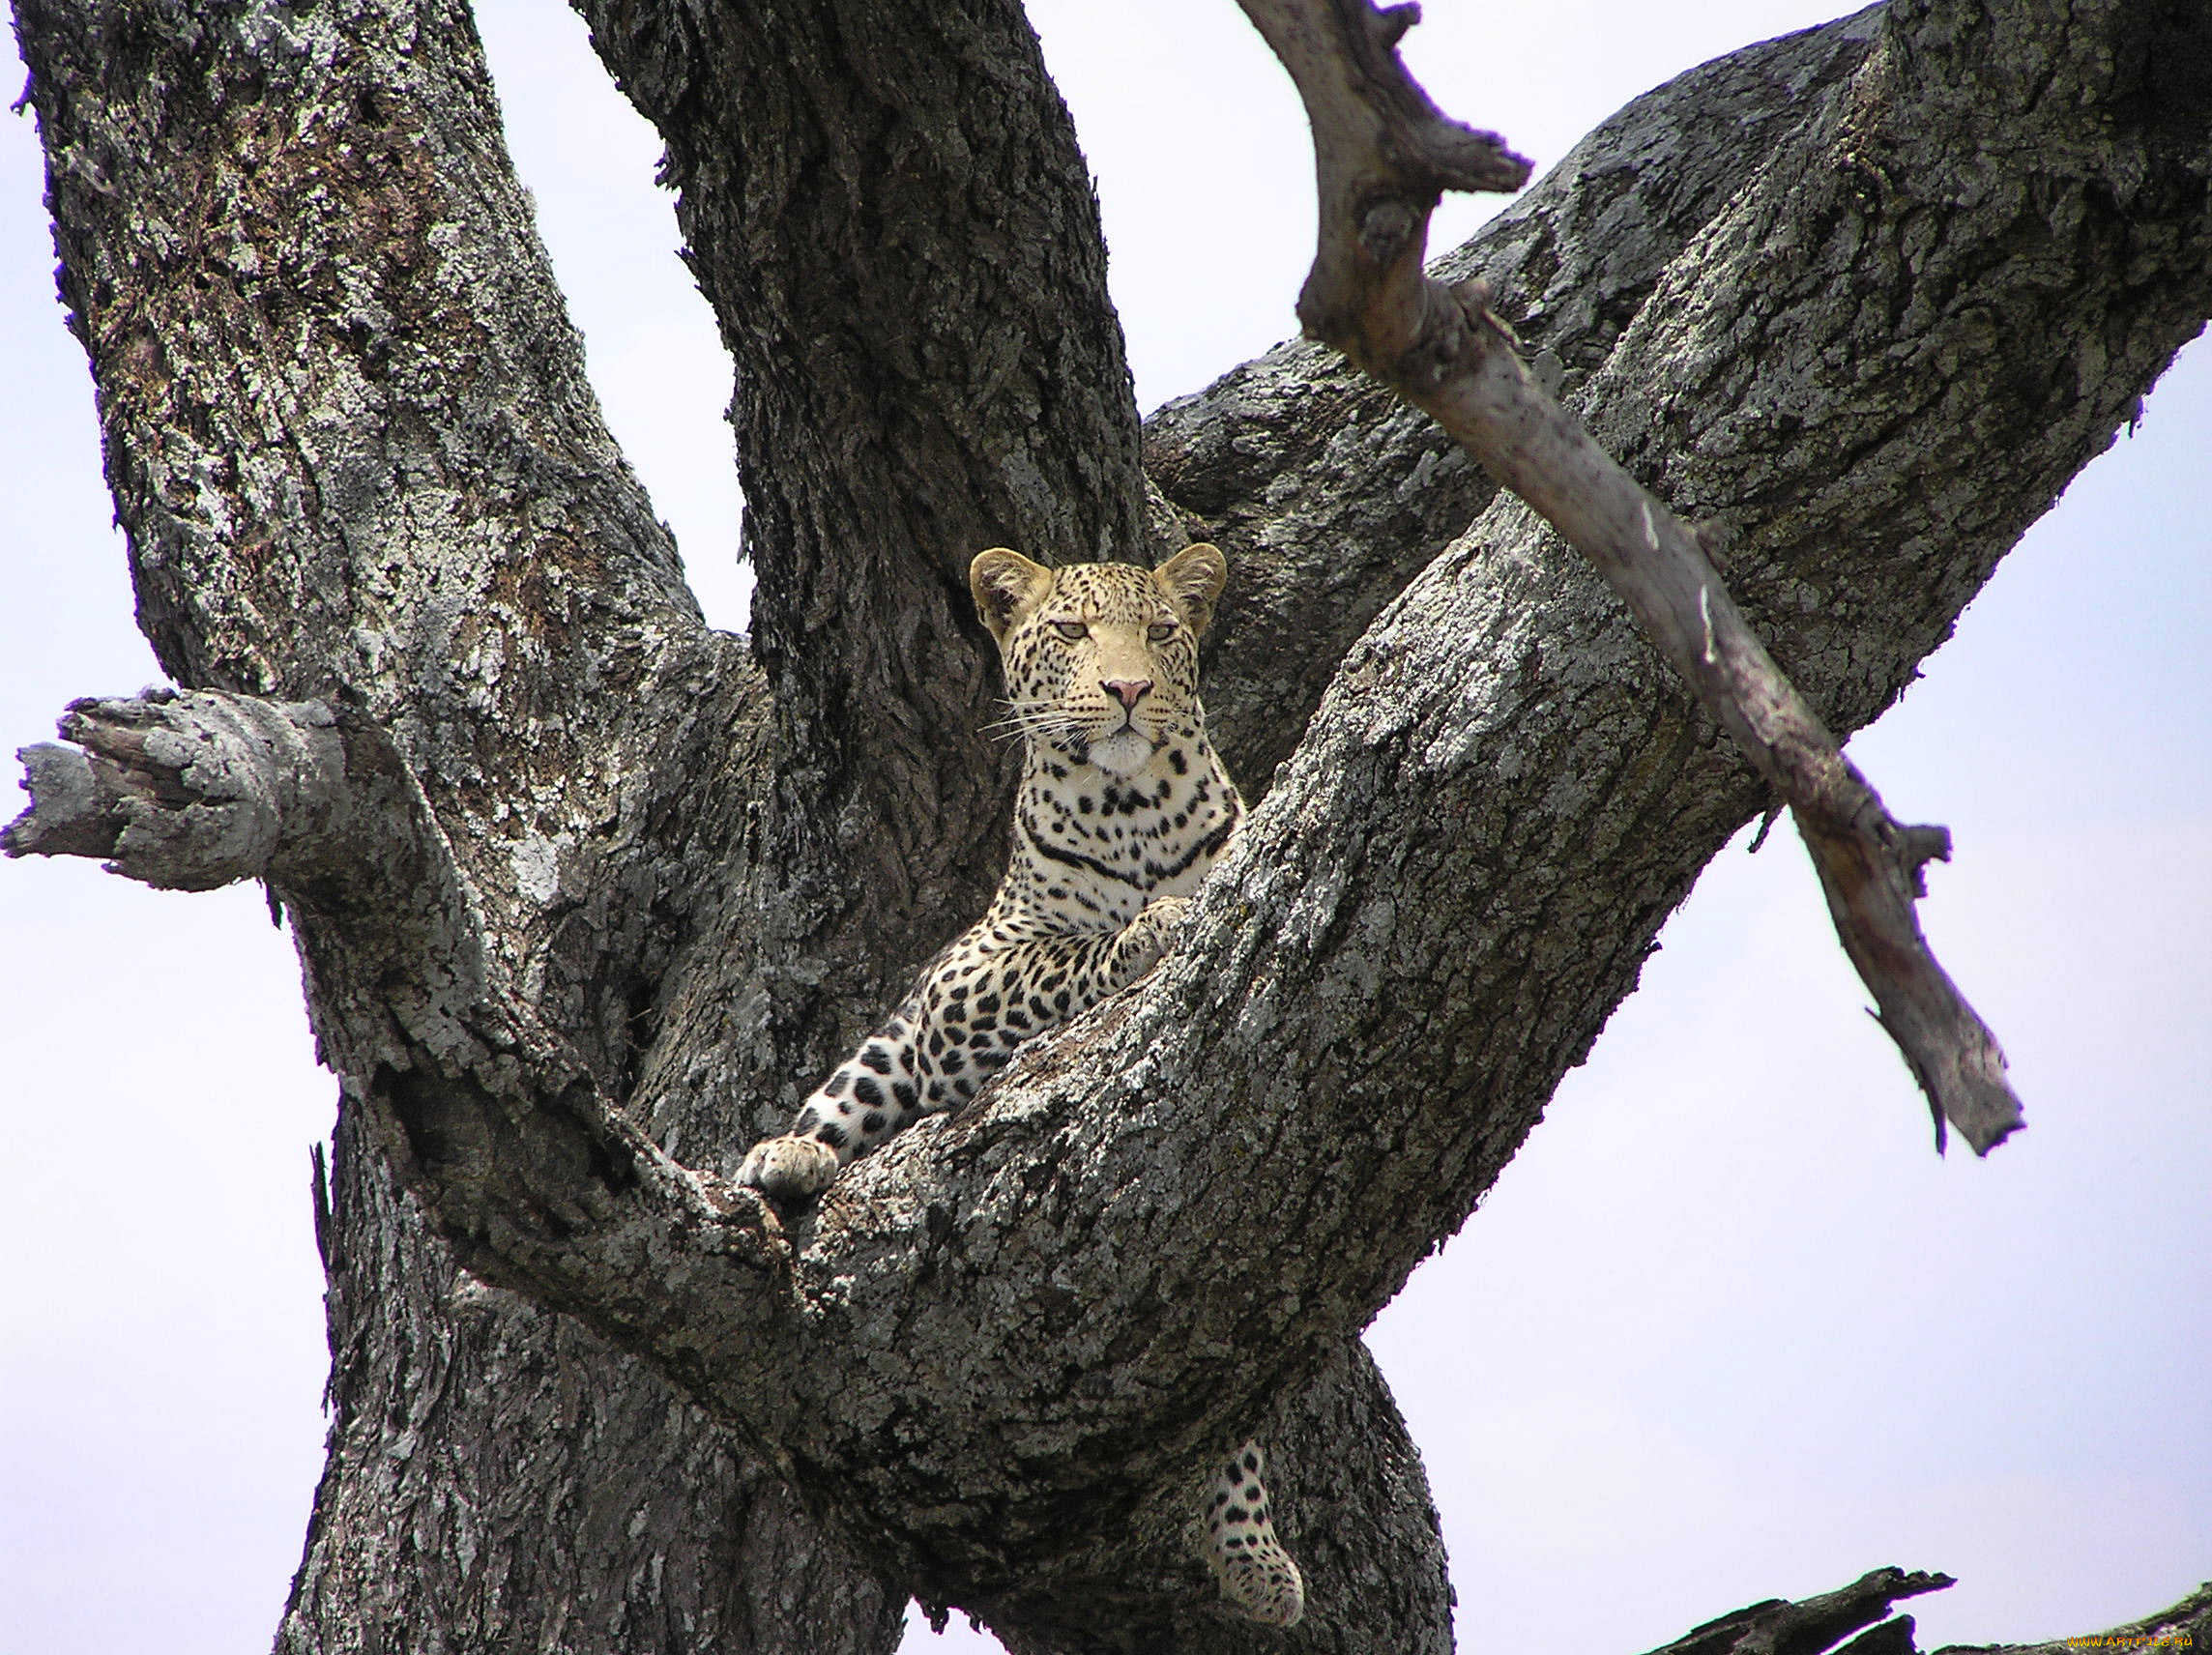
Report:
1,4,2205,1653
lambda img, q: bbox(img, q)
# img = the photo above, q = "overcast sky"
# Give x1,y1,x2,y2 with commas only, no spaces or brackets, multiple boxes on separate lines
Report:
2,4,2205,1653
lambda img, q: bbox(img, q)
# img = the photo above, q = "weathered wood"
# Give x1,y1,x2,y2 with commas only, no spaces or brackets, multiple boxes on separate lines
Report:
1236,0,2022,1152
1637,1567,1954,1655
1629,1569,2212,1655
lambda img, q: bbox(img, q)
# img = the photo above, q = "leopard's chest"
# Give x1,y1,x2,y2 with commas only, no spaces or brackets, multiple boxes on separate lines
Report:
999,745,1240,933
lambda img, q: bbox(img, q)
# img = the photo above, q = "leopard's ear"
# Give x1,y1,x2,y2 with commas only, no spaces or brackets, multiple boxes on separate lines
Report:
1153,542,1228,636
971,548,1057,645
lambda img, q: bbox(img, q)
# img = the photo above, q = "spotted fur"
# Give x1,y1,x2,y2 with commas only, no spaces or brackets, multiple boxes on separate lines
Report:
1203,1441,1306,1628
737,543,1302,1627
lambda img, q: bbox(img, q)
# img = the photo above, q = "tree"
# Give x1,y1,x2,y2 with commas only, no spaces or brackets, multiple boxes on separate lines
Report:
3,0,2207,1651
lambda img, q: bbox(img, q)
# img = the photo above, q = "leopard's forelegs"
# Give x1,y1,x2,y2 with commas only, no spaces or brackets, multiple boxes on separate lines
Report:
737,899,1189,1204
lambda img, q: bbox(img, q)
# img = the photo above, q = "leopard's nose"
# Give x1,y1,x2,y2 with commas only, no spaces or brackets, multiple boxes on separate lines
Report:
1102,678,1152,711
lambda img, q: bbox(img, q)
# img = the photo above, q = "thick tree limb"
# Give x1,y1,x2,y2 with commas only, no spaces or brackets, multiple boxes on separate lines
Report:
1235,0,2021,1153
7,0,903,1640
566,0,1160,1018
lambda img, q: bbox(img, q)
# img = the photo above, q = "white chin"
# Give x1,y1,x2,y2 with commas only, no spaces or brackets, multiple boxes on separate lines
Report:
1089,731,1155,775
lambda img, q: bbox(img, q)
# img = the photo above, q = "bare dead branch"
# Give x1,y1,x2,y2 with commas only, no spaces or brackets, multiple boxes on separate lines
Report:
8,692,347,888
1634,1569,2212,1655
1236,0,2023,1155
1638,1566,1954,1655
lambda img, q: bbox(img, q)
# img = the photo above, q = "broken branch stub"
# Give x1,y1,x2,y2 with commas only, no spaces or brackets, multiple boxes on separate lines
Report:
1237,0,2023,1155
6,692,350,890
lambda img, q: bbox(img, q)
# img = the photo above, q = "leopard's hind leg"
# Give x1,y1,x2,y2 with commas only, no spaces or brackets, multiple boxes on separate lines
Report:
1201,1439,1305,1627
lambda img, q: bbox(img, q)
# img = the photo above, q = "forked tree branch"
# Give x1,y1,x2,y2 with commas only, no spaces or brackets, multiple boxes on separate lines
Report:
17,0,2205,1640
1236,0,2023,1155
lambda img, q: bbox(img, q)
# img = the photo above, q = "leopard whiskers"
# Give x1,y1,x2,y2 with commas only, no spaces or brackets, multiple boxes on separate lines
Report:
984,697,1085,746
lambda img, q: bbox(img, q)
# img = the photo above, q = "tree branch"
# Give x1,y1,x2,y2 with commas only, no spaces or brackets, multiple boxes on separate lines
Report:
1157,9,1887,794
14,0,2210,1641
1640,1567,1954,1655
1631,1570,2212,1655
1235,0,2022,1153
5,688,810,1432
8,692,348,888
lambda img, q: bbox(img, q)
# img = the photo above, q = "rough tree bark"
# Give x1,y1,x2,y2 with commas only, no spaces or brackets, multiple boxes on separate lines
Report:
1237,0,2023,1158
6,0,2207,1652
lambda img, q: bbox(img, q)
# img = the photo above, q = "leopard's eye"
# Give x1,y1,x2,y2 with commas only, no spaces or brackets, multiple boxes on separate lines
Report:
1050,620,1089,640
1147,621,1179,642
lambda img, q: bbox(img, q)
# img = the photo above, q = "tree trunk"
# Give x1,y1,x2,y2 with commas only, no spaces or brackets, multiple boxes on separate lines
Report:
7,0,2207,1651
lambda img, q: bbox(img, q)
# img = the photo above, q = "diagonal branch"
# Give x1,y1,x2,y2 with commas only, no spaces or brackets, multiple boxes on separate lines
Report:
1236,0,2022,1154
1154,10,1888,794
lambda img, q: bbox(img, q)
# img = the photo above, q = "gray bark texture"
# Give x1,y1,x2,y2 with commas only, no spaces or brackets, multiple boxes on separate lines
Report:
6,0,2207,1651
1236,0,2021,1157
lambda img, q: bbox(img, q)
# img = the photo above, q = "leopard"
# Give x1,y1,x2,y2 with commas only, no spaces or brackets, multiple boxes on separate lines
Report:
738,542,1305,1628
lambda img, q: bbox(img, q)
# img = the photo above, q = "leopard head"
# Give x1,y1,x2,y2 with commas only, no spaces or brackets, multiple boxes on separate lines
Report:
970,542,1227,776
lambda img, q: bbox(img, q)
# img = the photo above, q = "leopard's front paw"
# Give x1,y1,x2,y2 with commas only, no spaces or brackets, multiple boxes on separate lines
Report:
737,1134,842,1203
1118,894,1192,977
1139,893,1191,932
1137,892,1191,949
